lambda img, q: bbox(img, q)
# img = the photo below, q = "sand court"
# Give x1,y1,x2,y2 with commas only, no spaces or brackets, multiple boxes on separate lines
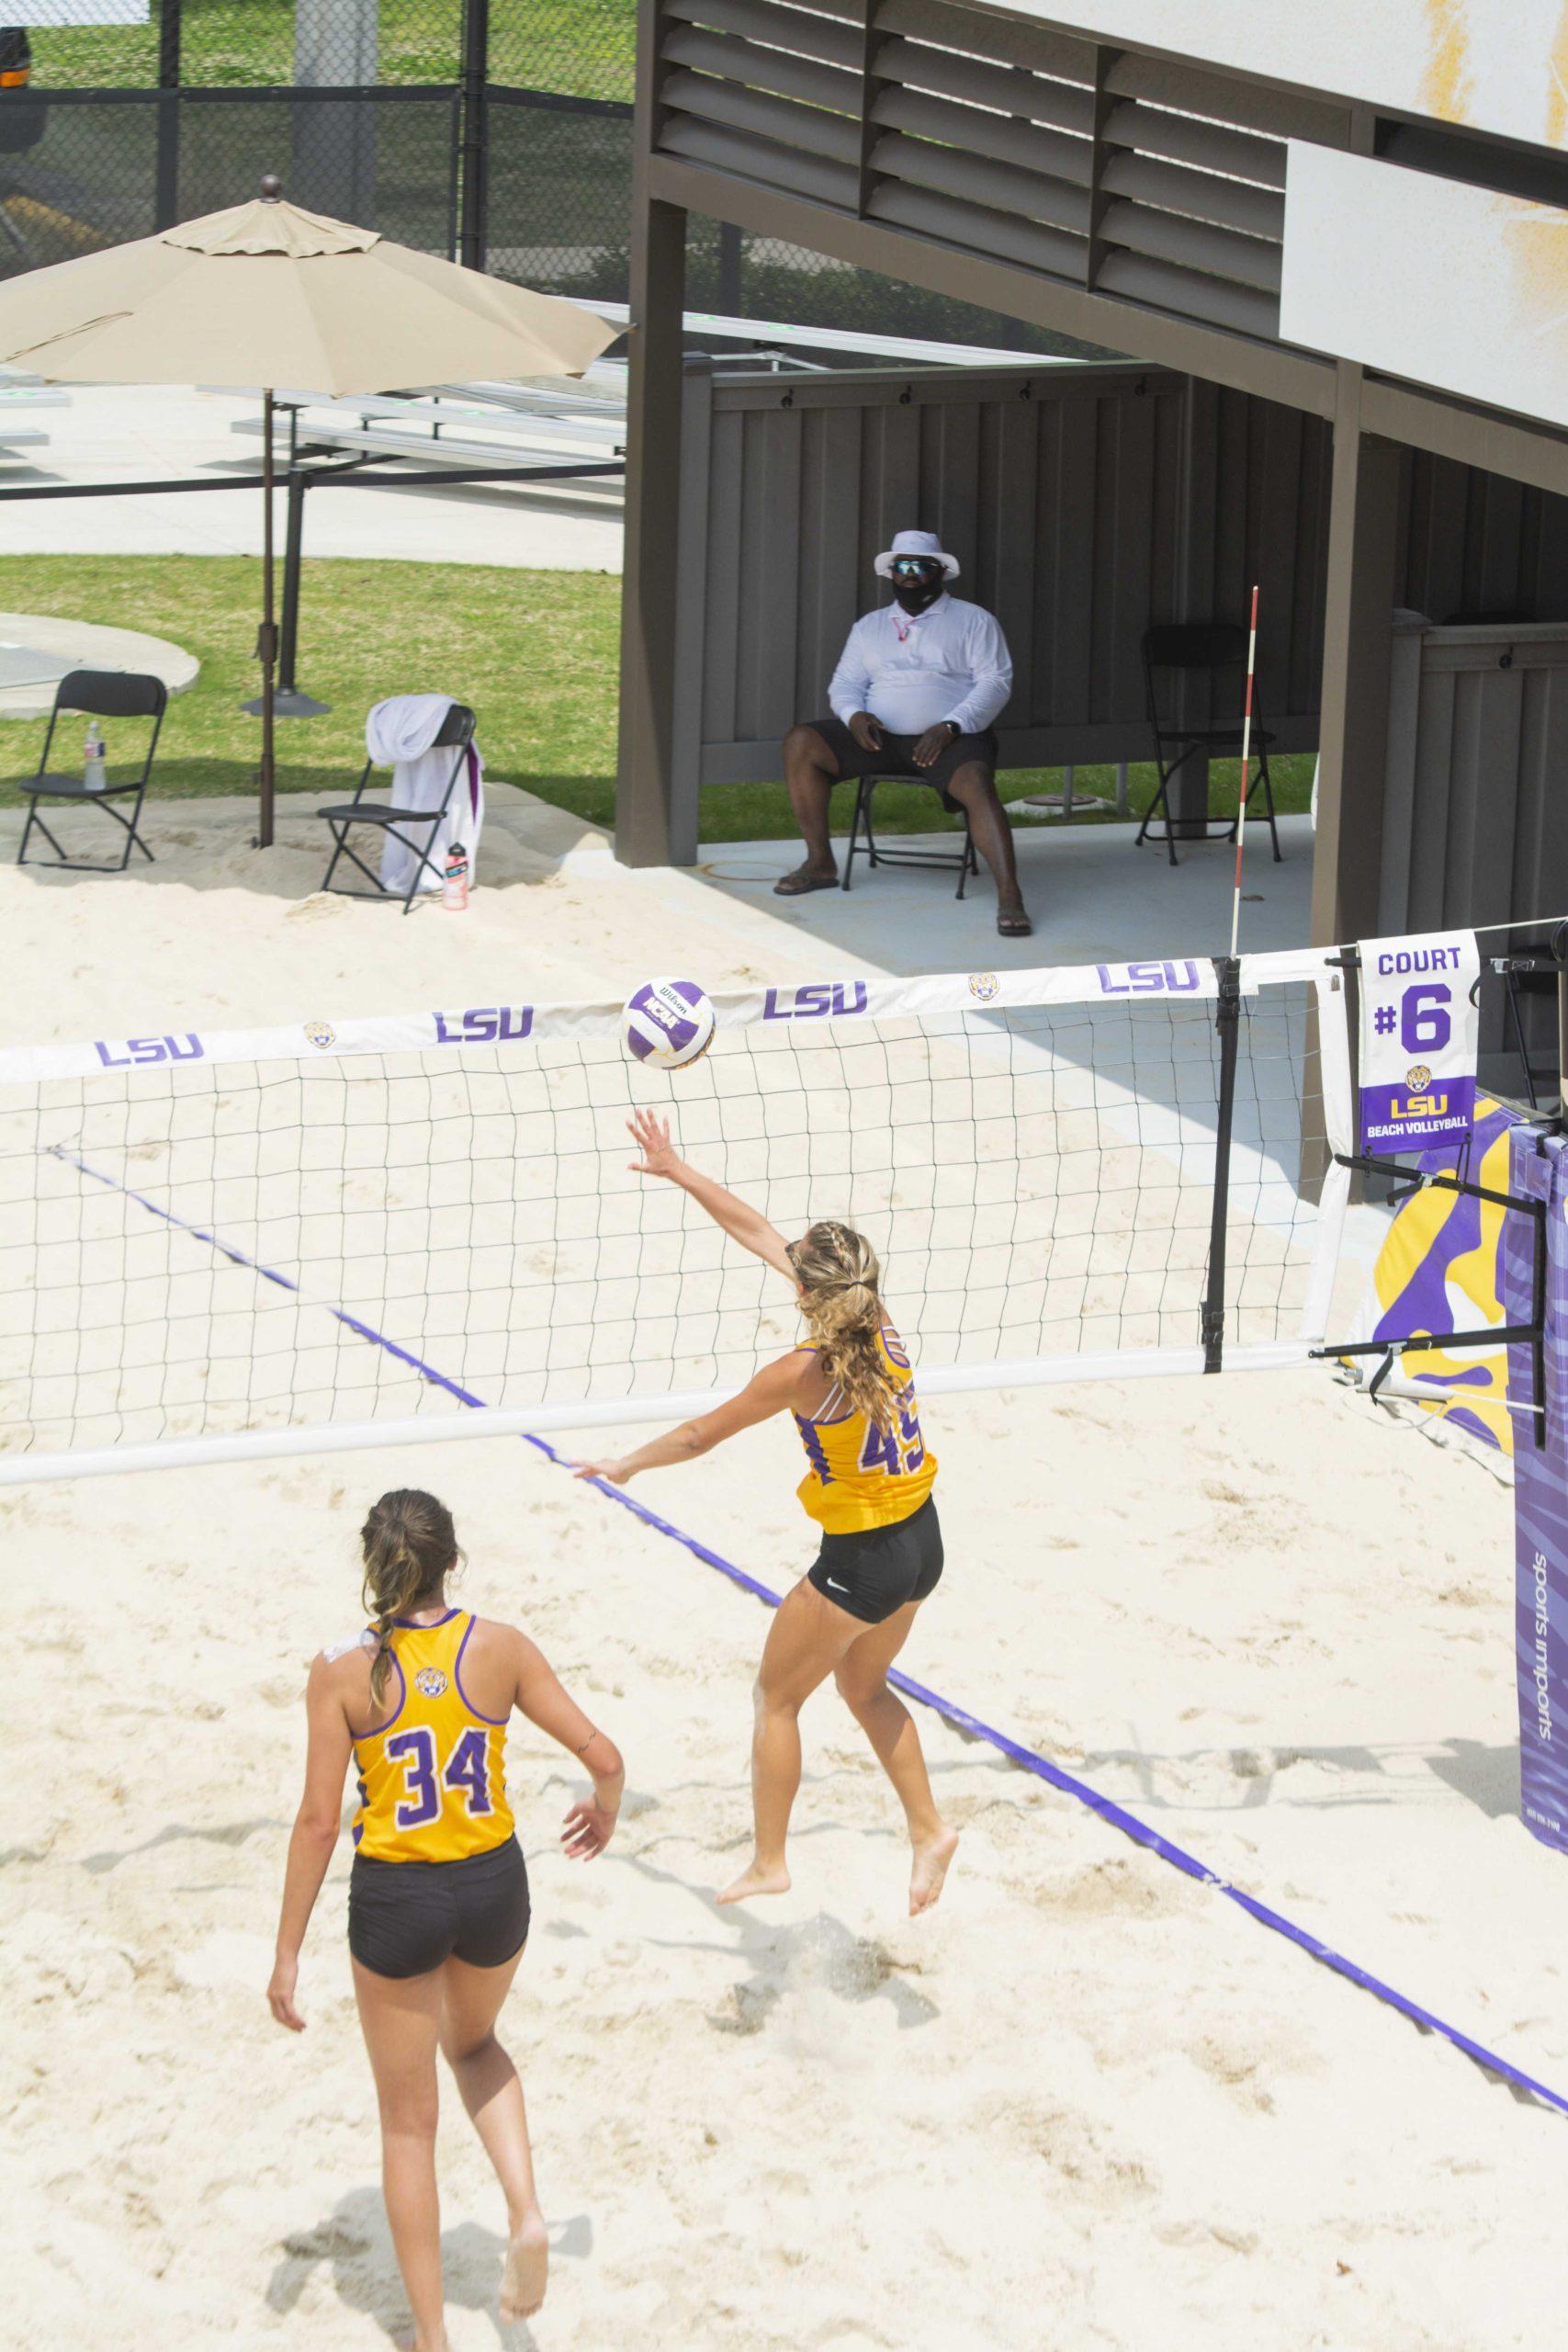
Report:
5,788,1567,2350
7,1368,1568,2351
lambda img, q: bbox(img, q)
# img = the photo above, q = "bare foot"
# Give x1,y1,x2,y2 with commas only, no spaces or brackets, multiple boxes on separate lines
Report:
500,2211,549,2323
716,1858,791,1905
909,1826,960,1916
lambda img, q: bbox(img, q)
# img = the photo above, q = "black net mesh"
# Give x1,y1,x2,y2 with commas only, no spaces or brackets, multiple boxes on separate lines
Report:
0,88,459,275
0,987,1335,1461
179,91,459,252
482,88,631,300
0,4,1113,351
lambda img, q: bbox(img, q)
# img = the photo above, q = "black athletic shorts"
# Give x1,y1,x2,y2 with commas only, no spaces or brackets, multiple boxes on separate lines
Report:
807,1496,944,1626
806,714,999,811
348,1834,530,1980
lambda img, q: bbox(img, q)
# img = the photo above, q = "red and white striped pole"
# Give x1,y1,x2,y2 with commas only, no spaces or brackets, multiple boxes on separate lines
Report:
1228,582,1260,960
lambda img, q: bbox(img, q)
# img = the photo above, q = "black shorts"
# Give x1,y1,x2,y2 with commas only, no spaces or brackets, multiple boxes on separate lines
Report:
807,1496,944,1626
348,1834,530,1980
806,714,998,811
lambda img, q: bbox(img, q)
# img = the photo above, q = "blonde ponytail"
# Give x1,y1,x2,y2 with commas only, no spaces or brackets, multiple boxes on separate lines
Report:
360,1488,461,1708
789,1221,902,1434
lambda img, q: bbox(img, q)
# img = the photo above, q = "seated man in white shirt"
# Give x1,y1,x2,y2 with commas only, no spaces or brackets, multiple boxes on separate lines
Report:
775,528,1030,937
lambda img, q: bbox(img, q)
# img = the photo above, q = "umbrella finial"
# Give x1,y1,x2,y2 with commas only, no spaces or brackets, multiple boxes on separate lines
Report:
259,174,283,202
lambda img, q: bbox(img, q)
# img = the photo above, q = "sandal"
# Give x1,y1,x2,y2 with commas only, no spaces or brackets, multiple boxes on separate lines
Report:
998,909,1033,938
773,866,840,898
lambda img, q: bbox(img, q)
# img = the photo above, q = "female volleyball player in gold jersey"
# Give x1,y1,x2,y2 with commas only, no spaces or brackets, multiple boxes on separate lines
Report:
267,1488,624,2351
575,1109,958,1917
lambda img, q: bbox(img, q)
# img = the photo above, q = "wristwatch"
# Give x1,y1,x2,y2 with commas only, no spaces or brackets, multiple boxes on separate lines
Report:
943,719,961,741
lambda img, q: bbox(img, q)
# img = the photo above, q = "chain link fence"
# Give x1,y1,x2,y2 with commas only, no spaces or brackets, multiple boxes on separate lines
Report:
0,3,1085,353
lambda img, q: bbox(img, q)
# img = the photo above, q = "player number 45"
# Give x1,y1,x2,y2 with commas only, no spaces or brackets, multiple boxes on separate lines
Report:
384,1724,493,1830
859,1402,925,1478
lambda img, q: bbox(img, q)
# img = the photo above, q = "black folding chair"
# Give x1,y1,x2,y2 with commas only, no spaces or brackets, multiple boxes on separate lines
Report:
1135,622,1280,868
316,702,477,914
17,668,166,872
841,772,979,899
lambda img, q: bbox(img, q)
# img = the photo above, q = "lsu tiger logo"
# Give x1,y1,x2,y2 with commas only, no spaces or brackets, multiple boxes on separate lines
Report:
967,971,1000,1001
304,1020,336,1050
414,1668,448,1698
1405,1064,1432,1092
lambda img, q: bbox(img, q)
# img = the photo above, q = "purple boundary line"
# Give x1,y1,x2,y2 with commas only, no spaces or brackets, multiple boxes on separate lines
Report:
51,1142,1568,2119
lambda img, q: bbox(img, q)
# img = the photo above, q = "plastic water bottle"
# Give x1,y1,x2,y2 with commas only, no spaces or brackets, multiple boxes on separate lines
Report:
442,841,469,910
83,720,107,791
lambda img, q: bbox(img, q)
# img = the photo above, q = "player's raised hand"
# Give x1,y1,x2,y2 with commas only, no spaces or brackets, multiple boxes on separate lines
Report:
627,1108,681,1179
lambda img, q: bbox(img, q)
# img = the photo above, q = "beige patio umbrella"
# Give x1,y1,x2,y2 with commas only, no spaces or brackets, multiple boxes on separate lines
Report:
0,175,615,842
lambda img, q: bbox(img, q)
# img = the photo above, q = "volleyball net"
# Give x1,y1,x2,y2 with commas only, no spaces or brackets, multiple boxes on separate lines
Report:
0,948,1351,1483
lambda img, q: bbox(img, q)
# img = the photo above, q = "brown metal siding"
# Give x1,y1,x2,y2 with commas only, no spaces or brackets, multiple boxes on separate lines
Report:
681,367,1568,814
1381,631,1568,930
685,362,1332,786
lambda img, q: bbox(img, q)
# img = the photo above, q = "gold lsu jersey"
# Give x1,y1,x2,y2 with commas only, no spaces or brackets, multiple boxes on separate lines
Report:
351,1610,515,1863
793,1326,939,1535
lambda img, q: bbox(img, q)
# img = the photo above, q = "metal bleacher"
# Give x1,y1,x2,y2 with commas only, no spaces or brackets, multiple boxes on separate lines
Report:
230,364,630,492
224,305,1051,486
0,369,69,462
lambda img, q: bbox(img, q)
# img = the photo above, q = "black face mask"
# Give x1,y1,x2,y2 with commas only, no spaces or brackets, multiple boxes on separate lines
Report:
890,564,945,616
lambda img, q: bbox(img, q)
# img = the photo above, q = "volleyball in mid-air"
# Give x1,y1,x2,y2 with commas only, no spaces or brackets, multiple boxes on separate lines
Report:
622,977,716,1069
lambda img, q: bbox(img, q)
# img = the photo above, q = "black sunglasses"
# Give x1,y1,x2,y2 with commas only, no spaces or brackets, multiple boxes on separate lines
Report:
890,556,943,577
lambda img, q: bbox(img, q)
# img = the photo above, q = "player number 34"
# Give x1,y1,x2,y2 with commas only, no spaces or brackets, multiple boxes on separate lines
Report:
384,1724,493,1830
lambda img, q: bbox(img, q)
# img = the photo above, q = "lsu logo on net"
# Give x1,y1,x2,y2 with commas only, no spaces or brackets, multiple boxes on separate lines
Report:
761,983,869,1022
1095,960,1203,996
94,1033,205,1068
433,1006,534,1045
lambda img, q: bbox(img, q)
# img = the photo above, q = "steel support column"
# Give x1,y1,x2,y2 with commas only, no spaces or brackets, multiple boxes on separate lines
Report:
1309,362,1404,946
617,0,689,867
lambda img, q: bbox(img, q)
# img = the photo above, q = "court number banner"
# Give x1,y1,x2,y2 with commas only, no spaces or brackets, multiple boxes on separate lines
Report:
1357,930,1479,1153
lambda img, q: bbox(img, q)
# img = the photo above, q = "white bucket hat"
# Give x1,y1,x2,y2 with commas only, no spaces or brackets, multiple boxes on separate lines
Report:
874,526,960,580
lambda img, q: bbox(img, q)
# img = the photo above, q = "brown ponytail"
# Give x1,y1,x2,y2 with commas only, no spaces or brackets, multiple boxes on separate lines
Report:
790,1220,902,1434
360,1488,461,1708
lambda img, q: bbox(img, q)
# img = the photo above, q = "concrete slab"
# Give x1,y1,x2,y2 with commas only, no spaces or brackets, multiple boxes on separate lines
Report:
650,811,1317,976
0,609,199,718
0,384,625,571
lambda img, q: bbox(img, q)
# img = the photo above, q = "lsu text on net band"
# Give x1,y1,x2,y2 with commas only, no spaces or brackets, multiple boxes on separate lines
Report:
0,948,1353,1486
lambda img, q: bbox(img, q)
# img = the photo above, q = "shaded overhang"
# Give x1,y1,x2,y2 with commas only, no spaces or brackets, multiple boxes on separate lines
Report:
637,0,1568,492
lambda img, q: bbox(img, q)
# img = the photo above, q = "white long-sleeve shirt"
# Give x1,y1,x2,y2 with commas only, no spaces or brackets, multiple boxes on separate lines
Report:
828,594,1012,737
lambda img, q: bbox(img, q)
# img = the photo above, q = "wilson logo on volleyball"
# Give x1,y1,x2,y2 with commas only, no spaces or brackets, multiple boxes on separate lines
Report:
432,1006,534,1045
94,1033,205,1068
761,983,869,1021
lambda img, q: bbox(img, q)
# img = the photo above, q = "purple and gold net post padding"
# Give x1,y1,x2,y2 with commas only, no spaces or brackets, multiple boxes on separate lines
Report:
1505,1127,1568,1854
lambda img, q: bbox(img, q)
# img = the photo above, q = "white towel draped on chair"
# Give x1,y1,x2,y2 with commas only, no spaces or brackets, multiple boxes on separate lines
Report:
366,693,485,894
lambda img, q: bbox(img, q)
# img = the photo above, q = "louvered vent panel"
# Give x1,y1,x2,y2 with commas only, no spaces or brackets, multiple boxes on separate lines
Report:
653,0,1317,347
1096,57,1287,337
863,20,1094,277
658,0,867,208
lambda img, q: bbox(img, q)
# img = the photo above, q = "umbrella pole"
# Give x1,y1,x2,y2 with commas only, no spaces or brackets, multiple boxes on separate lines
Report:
258,384,276,847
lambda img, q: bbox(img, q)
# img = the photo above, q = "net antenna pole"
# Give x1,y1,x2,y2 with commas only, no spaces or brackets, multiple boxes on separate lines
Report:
1227,582,1261,960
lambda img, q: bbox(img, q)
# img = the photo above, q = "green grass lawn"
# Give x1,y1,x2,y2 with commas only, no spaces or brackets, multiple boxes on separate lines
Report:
29,1,637,96
0,554,1314,842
